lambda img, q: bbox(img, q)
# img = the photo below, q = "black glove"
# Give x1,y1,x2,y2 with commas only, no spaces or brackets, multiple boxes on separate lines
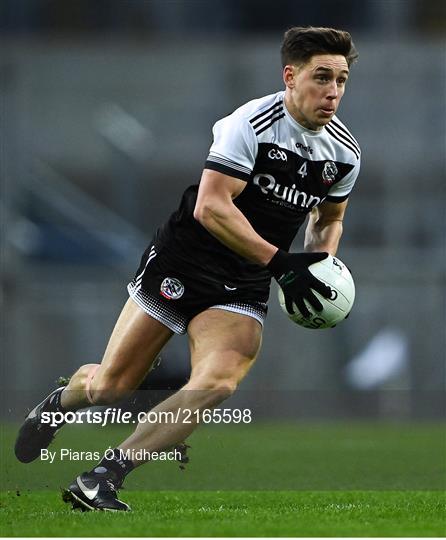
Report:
267,250,331,318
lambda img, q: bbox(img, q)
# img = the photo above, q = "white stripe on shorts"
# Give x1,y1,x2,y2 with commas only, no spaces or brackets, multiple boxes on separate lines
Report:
134,247,157,288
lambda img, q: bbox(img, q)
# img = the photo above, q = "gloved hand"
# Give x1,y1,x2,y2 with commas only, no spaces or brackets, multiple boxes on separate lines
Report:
267,249,331,318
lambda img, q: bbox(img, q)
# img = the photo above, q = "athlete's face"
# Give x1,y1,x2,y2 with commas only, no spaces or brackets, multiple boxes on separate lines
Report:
283,54,349,131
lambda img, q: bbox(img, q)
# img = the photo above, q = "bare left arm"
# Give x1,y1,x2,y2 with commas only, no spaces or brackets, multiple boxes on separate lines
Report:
304,199,349,256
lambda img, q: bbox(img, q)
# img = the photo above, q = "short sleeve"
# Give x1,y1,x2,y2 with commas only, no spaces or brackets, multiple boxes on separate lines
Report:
204,113,258,182
325,158,360,202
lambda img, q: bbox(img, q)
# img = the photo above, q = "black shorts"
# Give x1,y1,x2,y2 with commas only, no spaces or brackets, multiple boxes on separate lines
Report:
127,244,268,335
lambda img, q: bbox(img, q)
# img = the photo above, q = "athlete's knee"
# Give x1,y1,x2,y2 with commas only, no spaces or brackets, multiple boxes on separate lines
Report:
188,352,254,401
186,372,238,403
211,379,238,401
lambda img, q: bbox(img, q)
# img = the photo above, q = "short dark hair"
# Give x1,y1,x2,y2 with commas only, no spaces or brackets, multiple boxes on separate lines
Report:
280,26,358,68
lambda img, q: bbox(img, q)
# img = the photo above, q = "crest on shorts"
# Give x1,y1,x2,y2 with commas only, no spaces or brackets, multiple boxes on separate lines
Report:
322,161,338,185
160,277,184,300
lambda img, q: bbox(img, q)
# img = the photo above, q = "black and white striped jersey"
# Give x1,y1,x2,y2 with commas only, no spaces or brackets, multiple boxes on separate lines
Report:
155,91,360,294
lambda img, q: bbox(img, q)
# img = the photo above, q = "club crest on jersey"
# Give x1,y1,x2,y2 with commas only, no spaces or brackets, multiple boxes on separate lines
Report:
160,277,184,300
322,161,338,185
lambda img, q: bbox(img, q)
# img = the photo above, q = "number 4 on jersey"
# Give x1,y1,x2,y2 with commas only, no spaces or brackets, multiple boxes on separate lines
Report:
297,161,308,178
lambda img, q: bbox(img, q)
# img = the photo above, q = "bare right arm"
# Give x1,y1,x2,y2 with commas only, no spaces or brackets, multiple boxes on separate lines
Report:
193,169,278,266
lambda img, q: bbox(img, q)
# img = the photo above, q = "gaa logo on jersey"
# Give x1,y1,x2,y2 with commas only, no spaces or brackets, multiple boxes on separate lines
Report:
160,277,184,300
267,148,287,161
322,161,338,185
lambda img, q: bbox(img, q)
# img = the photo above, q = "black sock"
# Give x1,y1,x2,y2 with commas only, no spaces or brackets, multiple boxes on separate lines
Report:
91,448,135,487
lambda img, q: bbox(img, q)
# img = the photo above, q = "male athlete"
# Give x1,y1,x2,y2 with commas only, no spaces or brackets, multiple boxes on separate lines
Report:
15,26,360,511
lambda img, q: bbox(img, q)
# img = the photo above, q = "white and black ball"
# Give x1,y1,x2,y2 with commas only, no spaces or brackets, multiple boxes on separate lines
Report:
277,255,355,329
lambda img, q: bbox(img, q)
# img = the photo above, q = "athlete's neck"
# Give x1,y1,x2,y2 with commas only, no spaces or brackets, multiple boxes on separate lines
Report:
283,94,323,132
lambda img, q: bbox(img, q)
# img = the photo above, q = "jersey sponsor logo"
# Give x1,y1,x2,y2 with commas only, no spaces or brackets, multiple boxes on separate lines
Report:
253,173,324,209
295,142,313,154
322,161,338,185
160,277,184,300
267,148,287,161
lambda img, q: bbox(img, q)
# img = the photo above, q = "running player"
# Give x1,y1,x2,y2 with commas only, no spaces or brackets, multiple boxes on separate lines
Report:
15,26,360,511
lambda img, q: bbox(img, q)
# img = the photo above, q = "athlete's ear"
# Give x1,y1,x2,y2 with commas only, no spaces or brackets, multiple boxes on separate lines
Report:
283,65,295,88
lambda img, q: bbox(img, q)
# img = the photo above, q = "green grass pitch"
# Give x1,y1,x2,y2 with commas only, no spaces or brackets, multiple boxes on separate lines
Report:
2,490,444,537
1,422,445,536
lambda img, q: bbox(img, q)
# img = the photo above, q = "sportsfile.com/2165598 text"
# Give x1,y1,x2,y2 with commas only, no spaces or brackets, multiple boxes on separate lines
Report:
39,408,253,427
